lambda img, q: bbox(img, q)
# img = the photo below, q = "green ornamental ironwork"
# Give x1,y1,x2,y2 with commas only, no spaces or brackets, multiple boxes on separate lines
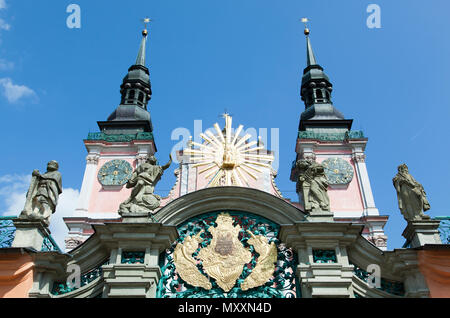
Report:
435,216,450,244
51,259,110,296
313,250,337,263
1,217,61,252
0,217,16,249
298,130,364,141
87,132,154,143
41,236,61,253
122,251,145,264
157,212,300,298
350,261,405,296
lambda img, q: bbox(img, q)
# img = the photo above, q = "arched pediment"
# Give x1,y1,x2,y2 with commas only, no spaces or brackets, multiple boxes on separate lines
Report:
155,186,306,226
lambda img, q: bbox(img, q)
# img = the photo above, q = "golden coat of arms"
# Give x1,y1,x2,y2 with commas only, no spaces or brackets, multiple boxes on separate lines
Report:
173,213,277,292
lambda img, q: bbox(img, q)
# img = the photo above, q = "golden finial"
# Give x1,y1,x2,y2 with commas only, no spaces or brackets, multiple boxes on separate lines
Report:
142,17,151,36
301,17,310,36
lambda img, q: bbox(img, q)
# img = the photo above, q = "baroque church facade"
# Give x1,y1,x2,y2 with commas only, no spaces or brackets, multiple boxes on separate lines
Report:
0,25,449,298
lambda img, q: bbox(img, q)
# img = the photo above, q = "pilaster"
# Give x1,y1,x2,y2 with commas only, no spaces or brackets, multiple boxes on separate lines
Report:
280,222,362,298
351,150,379,216
96,222,178,298
75,152,100,214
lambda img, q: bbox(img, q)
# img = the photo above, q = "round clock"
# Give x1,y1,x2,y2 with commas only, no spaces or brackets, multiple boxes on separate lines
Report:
97,160,133,186
321,158,354,185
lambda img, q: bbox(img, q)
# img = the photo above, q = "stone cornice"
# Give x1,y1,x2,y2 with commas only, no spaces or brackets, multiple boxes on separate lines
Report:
92,223,178,252
280,222,364,249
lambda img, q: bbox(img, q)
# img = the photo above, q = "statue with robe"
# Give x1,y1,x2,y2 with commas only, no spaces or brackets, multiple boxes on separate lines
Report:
393,164,431,221
295,159,330,213
119,155,172,214
19,160,63,227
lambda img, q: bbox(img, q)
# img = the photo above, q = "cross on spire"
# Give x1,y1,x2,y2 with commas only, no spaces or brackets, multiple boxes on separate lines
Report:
220,109,234,120
301,17,310,36
142,17,151,30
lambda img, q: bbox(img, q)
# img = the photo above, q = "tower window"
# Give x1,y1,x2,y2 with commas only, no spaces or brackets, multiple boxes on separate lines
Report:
127,90,135,104
316,89,323,99
138,92,144,105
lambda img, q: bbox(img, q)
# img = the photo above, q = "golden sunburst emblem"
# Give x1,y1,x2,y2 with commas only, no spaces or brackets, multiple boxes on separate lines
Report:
184,114,274,187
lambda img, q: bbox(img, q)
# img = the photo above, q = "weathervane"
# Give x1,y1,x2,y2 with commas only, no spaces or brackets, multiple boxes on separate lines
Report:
301,17,310,36
142,17,151,36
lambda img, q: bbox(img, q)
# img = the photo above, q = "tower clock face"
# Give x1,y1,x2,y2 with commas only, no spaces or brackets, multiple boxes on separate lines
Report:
322,158,354,185
97,160,133,186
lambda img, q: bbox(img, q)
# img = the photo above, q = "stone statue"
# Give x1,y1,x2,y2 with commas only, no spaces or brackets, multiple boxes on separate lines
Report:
19,160,62,226
119,155,172,214
295,159,330,213
393,164,431,221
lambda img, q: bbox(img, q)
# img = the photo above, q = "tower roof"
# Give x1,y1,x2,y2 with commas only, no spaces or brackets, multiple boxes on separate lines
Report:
299,25,351,130
98,26,154,135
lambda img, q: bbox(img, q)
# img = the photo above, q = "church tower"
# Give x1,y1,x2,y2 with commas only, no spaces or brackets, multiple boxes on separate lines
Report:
290,24,388,250
64,27,157,250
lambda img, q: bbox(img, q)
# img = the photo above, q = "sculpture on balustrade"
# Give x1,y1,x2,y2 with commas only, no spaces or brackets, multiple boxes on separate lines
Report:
295,159,330,213
119,155,172,215
393,163,431,222
19,160,62,227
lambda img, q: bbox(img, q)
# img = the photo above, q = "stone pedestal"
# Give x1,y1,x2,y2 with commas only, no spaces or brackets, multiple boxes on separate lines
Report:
402,220,442,248
95,222,178,298
298,263,354,298
280,222,362,298
307,211,334,222
11,220,50,251
120,212,152,224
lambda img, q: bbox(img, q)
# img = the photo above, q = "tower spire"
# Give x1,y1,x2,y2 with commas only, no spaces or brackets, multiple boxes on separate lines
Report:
135,18,150,66
306,36,317,67
98,21,154,135
298,18,351,130
302,18,317,66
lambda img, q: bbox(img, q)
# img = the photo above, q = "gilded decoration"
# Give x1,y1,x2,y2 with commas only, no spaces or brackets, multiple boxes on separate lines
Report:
158,212,300,298
197,214,252,292
173,231,213,290
183,114,274,187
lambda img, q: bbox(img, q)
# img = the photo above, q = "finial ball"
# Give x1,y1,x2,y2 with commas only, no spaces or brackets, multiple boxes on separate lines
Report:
142,29,148,37
304,28,310,36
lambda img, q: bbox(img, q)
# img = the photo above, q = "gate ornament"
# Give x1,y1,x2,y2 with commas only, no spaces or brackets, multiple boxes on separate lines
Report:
173,231,213,290
173,213,277,292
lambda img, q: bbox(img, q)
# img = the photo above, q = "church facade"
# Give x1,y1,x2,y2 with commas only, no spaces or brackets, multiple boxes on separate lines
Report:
0,25,449,298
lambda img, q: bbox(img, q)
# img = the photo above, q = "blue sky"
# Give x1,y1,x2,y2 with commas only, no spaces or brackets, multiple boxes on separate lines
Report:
0,0,449,250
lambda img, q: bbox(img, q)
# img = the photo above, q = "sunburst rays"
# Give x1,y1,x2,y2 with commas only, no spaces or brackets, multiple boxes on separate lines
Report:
184,114,274,187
